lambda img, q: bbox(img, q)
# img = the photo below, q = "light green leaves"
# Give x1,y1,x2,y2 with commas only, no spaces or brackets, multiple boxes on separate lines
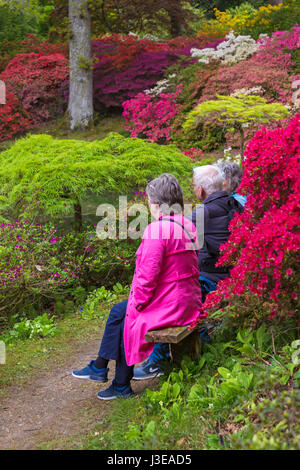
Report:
184,94,289,130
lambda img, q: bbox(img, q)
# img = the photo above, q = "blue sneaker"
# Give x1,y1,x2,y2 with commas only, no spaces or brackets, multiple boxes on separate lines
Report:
72,360,108,382
133,357,164,380
97,381,133,401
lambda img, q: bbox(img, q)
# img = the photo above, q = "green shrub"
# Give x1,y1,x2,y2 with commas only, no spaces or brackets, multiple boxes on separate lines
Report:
97,323,299,451
0,133,192,229
6,313,56,342
0,4,39,45
80,283,130,319
0,216,136,329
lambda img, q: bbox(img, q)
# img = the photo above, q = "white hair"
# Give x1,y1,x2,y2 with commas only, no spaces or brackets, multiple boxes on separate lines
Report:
193,165,223,196
217,162,243,193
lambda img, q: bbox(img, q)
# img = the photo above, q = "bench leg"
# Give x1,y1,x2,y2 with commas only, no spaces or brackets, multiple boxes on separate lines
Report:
170,330,202,366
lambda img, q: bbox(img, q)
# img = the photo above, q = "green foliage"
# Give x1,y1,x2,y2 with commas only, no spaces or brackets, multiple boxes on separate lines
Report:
184,94,289,155
184,94,290,130
0,133,192,226
79,283,130,319
95,323,299,450
5,313,56,342
0,1,55,43
0,213,136,328
165,62,227,150
196,0,270,19
230,389,300,450
291,47,300,75
0,4,39,44
48,0,198,40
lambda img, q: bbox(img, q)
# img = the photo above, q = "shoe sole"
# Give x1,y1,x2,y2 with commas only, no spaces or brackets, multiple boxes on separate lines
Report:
132,371,164,381
97,393,133,401
72,372,91,379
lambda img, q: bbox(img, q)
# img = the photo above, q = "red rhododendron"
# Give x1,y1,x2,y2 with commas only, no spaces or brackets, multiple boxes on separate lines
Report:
0,33,67,72
203,114,300,325
1,52,69,126
0,89,32,141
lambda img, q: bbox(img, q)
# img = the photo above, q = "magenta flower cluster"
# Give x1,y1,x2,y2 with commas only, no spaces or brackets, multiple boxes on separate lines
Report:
122,84,183,142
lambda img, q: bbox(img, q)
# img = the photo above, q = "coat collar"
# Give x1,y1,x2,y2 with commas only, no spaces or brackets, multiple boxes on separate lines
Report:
203,190,228,205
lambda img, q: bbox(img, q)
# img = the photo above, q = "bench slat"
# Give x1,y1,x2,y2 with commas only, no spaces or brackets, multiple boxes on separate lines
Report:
145,325,193,344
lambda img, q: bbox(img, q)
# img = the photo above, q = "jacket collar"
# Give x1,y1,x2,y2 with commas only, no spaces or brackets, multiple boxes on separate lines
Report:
203,190,229,205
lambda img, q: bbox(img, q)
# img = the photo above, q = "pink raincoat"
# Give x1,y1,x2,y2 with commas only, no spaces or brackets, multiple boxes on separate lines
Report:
123,213,203,366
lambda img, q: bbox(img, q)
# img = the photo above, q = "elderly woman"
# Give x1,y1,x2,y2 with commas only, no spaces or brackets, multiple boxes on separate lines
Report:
72,174,203,400
217,161,246,207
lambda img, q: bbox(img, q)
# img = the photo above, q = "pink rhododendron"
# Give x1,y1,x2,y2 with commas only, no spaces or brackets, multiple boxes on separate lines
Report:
122,85,183,142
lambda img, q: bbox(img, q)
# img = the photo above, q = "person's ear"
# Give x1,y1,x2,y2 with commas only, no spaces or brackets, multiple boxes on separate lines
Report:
196,185,203,201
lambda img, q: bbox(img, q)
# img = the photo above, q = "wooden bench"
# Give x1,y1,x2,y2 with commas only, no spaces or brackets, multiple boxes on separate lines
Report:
145,325,202,365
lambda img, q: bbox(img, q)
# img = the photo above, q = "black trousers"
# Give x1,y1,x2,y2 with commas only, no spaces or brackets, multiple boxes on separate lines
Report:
98,299,134,386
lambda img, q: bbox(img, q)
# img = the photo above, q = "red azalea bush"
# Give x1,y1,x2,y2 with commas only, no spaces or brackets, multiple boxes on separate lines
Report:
122,84,183,142
203,114,300,326
1,52,69,126
182,147,204,160
92,33,223,70
92,34,223,112
0,89,32,141
0,34,67,72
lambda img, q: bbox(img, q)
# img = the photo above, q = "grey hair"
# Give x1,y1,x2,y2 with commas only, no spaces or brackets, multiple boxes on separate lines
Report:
146,173,184,213
193,165,223,196
217,162,243,193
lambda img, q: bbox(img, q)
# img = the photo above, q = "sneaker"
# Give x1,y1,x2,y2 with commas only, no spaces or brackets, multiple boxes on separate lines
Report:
72,360,108,382
97,381,133,401
133,358,164,380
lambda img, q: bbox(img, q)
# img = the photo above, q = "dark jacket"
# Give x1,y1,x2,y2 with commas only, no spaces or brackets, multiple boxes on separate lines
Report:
189,190,243,283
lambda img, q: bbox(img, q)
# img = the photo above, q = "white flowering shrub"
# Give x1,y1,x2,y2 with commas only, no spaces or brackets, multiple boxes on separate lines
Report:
190,31,259,65
217,147,242,165
231,86,264,97
144,75,176,96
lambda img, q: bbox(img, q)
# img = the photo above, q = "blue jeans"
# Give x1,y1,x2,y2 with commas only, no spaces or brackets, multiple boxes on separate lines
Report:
98,299,133,386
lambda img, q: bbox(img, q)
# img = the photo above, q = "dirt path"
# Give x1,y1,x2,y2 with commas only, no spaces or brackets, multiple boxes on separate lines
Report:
0,339,153,450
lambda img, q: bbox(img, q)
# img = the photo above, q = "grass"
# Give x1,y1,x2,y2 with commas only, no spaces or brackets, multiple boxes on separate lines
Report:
0,113,128,153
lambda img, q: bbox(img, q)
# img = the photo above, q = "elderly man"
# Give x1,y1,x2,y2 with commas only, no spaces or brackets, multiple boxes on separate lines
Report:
191,165,243,301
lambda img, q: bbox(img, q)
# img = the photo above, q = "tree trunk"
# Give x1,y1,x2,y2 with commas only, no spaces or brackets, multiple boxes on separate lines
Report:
74,199,83,232
68,0,93,131
169,11,183,38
